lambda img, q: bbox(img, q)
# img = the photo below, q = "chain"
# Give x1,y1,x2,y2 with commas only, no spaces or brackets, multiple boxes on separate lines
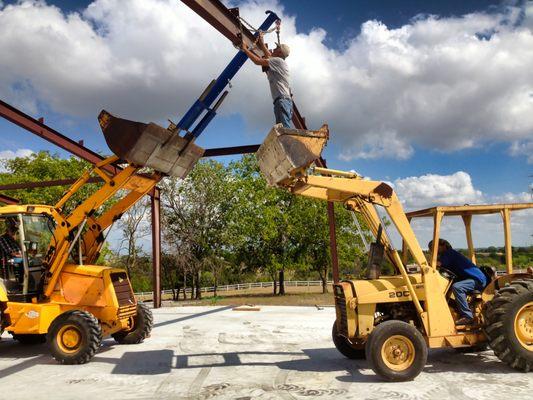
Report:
235,16,282,50
239,16,281,33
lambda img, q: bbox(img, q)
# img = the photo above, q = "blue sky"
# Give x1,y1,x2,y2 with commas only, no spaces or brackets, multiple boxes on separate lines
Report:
0,0,531,247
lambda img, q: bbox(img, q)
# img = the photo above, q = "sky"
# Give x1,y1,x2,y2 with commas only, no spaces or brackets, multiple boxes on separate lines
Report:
0,0,532,250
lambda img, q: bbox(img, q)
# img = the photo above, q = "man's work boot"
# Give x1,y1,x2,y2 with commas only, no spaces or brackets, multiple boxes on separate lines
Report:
455,317,474,326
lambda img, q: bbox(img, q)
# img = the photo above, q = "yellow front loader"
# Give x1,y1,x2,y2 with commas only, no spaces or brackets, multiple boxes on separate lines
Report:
0,111,203,364
257,124,533,381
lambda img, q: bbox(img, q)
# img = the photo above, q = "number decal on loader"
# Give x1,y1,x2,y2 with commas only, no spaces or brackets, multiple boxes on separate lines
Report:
389,291,411,299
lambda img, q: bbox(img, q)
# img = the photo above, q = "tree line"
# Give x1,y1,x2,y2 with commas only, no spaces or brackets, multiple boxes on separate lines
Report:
0,151,371,297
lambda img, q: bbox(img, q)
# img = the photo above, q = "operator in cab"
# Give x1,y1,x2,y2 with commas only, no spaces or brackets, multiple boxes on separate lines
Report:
241,32,293,128
428,239,487,326
0,217,21,260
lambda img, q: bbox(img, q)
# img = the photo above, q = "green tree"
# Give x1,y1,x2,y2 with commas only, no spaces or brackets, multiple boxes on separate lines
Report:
0,151,97,208
161,159,233,299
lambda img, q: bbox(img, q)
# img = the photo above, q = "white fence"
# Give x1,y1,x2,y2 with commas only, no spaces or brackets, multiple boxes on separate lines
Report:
134,280,333,298
134,269,530,298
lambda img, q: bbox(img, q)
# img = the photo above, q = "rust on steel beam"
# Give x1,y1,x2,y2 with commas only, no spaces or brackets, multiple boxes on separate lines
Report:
0,99,120,175
0,193,20,205
203,144,260,157
181,0,268,56
0,177,103,191
151,187,162,308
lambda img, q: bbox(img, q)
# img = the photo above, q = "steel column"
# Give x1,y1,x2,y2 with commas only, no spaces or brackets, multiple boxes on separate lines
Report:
151,187,162,308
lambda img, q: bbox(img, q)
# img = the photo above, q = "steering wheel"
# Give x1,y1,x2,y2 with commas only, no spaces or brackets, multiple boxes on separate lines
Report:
438,267,457,281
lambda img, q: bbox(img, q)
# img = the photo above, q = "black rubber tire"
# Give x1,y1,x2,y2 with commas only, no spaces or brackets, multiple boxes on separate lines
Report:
47,310,102,365
332,320,365,359
483,279,533,372
12,333,47,345
112,303,153,344
365,320,428,382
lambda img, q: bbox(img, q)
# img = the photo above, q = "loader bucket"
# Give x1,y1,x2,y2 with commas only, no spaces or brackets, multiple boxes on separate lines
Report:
98,110,204,178
256,123,329,187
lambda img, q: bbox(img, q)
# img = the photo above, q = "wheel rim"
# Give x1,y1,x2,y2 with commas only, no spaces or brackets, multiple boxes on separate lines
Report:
381,335,416,371
56,324,82,354
514,301,533,350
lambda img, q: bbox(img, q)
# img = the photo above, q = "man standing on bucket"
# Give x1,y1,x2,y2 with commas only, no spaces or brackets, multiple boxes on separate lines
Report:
241,32,293,128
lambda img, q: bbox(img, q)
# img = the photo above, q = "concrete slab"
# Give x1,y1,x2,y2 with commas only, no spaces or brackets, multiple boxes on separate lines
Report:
0,306,531,399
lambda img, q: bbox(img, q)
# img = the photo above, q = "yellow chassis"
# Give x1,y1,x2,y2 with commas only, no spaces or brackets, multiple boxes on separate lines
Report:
1,264,136,337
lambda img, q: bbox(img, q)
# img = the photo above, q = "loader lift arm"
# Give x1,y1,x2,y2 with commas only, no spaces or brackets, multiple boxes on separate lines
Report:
286,169,459,336
42,156,162,297
256,125,458,337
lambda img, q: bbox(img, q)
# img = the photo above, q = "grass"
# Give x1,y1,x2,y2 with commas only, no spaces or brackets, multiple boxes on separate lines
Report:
162,291,335,307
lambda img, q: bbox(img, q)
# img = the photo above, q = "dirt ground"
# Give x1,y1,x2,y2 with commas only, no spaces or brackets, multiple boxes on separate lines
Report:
162,291,335,307
138,285,335,305
0,306,531,400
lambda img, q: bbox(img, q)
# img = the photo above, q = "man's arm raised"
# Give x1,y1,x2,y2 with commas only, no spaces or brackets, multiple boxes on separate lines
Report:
241,43,269,67
256,31,270,59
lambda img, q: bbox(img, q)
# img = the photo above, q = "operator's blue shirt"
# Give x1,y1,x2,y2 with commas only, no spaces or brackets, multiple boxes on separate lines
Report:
439,248,487,288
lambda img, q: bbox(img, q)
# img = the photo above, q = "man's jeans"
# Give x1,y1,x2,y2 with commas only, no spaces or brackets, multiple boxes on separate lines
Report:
274,97,293,128
452,279,481,319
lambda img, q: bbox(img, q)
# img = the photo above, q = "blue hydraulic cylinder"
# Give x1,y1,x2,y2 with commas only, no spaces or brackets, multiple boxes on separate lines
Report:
176,10,279,137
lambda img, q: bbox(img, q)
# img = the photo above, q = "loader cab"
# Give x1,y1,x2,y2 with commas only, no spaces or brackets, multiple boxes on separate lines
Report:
0,212,56,301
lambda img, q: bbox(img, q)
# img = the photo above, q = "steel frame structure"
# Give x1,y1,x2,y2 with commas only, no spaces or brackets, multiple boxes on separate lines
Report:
0,0,341,307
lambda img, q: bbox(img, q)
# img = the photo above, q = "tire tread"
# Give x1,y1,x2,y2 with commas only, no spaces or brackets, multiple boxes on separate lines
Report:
483,279,533,372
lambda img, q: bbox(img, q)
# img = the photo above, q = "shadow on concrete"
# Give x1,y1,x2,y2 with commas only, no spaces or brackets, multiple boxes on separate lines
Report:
423,348,515,374
89,347,370,378
153,305,234,328
174,347,377,382
0,306,234,378
98,346,514,380
108,350,175,375
0,333,515,381
0,339,115,379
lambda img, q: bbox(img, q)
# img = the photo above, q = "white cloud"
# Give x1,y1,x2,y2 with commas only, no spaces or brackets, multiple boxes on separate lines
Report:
509,140,533,163
491,191,533,203
384,170,532,247
339,131,414,160
0,148,34,172
0,149,34,160
393,171,484,209
0,1,532,160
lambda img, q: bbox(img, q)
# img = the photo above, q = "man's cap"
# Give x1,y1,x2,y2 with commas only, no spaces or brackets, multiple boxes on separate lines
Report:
277,43,290,58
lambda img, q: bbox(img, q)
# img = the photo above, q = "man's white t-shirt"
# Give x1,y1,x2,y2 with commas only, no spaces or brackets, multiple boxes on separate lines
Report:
266,57,291,101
